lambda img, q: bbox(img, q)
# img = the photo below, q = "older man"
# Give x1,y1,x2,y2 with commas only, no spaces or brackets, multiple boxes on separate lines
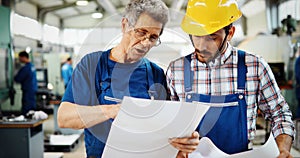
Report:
58,0,199,157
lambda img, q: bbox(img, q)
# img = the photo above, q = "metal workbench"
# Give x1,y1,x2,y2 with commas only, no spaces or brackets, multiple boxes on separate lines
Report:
0,119,44,158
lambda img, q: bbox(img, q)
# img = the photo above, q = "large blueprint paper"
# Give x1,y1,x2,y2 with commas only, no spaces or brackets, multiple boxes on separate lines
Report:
189,134,279,158
102,96,209,158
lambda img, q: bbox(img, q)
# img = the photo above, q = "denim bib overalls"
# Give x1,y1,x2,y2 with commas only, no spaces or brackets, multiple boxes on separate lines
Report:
86,50,160,157
184,50,248,154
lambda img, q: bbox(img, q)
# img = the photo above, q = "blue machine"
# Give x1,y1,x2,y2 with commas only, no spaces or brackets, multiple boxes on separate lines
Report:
0,6,15,116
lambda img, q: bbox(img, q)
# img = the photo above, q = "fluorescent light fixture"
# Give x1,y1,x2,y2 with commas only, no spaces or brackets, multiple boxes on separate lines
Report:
76,0,89,6
26,47,31,53
91,12,103,19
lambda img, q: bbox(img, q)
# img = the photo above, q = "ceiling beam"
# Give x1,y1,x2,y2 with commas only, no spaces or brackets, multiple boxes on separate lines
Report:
92,0,105,13
38,2,77,23
61,0,81,15
62,11,97,20
170,0,185,20
96,0,118,15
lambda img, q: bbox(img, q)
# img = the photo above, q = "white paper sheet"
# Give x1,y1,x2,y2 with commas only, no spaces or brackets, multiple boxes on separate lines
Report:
102,96,210,158
189,134,280,158
49,134,81,145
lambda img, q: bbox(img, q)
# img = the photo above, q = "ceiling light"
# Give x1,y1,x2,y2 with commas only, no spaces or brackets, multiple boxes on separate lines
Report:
91,12,103,19
26,47,31,53
76,0,89,6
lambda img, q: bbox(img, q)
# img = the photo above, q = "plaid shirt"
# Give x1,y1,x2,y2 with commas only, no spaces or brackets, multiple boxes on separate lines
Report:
166,44,295,140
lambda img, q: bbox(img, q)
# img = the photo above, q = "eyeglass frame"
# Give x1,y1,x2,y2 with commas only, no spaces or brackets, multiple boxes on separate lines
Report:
133,28,161,46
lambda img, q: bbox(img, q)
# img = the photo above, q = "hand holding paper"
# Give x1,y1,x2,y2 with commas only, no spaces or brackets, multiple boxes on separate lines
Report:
102,96,209,158
169,131,200,154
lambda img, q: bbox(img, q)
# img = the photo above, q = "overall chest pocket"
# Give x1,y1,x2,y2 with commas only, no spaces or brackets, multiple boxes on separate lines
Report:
100,81,110,92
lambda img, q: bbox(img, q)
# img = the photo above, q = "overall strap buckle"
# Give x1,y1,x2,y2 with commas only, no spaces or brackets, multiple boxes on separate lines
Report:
236,89,245,100
236,89,245,94
185,91,195,100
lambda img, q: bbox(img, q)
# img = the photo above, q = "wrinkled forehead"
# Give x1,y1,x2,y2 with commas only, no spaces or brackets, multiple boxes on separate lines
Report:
133,13,163,31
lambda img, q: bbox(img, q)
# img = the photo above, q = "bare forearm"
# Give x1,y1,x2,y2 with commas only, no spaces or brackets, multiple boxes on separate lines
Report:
276,134,293,151
57,102,119,129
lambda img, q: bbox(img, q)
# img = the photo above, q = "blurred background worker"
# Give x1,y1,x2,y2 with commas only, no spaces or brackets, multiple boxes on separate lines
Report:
61,57,73,88
14,51,38,115
281,14,297,36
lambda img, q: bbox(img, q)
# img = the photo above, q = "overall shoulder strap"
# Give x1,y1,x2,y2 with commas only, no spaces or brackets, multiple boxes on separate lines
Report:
184,54,193,92
237,50,247,90
144,58,157,99
95,51,107,97
144,58,169,100
144,58,154,88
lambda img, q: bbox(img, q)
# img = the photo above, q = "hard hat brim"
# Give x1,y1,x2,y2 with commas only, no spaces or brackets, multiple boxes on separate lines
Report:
181,15,219,36
181,14,242,36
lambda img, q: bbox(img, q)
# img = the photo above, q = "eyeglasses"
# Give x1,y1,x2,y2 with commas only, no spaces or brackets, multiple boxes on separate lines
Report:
133,28,161,46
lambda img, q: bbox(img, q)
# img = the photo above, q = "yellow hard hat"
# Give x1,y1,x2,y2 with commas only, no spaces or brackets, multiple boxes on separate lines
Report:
181,0,242,36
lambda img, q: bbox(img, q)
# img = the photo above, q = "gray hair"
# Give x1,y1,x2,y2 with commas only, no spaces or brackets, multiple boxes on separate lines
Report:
123,0,169,33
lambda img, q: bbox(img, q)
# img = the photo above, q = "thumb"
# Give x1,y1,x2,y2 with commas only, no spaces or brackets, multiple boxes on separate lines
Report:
192,131,200,138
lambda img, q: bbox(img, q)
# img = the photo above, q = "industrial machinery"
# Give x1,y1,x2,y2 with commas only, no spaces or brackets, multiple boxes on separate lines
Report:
35,68,54,113
0,6,15,117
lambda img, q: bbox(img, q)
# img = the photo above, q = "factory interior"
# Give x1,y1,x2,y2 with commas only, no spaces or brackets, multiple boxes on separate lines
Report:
0,0,300,157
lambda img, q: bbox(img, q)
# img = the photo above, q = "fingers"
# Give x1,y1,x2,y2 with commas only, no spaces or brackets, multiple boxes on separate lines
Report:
169,137,199,145
170,131,200,145
169,140,198,153
169,131,200,153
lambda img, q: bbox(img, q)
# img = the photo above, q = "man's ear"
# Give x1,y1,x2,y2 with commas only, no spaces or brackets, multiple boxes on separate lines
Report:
121,18,129,33
227,26,236,41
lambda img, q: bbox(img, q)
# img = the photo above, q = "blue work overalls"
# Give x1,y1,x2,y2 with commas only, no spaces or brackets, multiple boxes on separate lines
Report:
85,50,163,158
14,62,37,115
184,50,248,154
